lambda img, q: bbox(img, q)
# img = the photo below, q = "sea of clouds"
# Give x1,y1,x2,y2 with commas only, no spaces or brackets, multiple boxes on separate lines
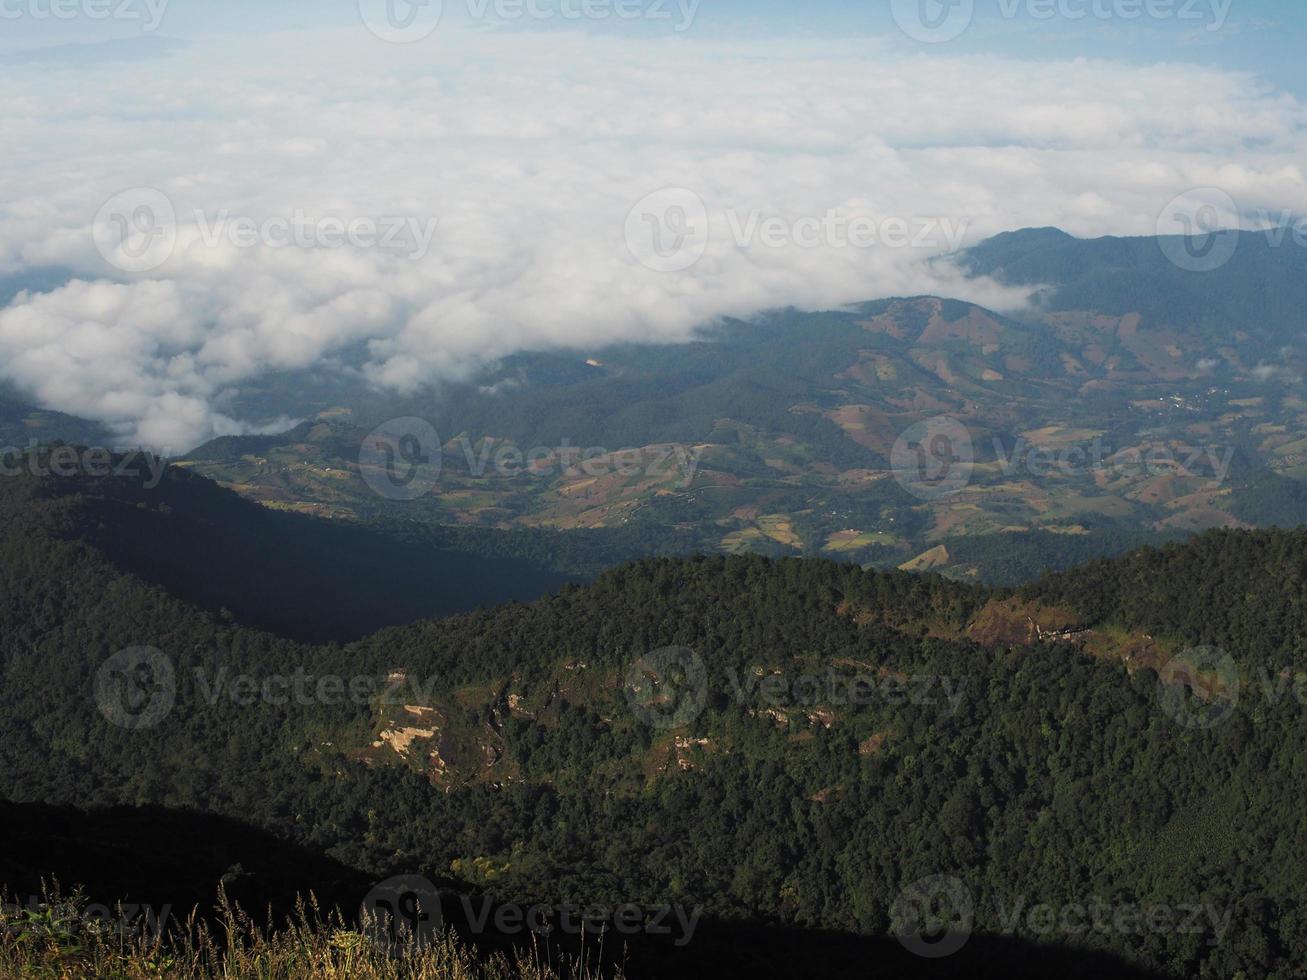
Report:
0,24,1304,449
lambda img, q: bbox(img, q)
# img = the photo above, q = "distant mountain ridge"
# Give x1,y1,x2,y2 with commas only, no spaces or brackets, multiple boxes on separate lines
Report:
7,227,1307,587
175,226,1307,583
960,224,1307,342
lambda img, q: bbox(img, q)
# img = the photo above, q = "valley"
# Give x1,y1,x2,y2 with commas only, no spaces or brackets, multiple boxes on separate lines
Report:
166,229,1307,586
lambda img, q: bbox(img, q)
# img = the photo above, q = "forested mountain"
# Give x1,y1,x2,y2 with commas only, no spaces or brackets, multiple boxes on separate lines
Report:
961,226,1307,341
0,393,108,450
1026,527,1307,661
0,450,710,642
0,461,1303,977
173,228,1307,587
9,231,1305,589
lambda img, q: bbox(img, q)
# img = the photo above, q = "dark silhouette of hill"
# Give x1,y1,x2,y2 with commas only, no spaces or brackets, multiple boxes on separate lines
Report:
40,459,577,643
0,800,373,923
0,801,1170,980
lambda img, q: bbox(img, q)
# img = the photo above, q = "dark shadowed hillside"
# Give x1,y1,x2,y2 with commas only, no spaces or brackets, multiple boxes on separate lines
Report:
0,463,1302,977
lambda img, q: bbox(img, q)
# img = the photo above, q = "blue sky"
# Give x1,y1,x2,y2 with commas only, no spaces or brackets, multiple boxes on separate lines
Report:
4,0,1305,95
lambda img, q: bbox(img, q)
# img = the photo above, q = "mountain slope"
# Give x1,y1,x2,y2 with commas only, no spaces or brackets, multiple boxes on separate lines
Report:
176,228,1307,584
0,464,1302,977
0,394,108,449
5,455,587,643
961,226,1307,344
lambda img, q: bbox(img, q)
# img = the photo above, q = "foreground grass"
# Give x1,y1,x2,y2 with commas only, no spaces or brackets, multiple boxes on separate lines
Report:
0,889,620,979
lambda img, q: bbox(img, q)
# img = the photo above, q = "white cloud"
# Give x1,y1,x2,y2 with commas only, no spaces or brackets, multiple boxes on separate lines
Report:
0,29,1304,449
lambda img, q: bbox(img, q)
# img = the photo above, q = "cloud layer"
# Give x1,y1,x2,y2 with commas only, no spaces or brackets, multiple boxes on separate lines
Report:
1,28,1304,449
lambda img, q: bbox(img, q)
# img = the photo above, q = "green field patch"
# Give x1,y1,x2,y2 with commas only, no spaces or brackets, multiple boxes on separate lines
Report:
823,530,900,552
